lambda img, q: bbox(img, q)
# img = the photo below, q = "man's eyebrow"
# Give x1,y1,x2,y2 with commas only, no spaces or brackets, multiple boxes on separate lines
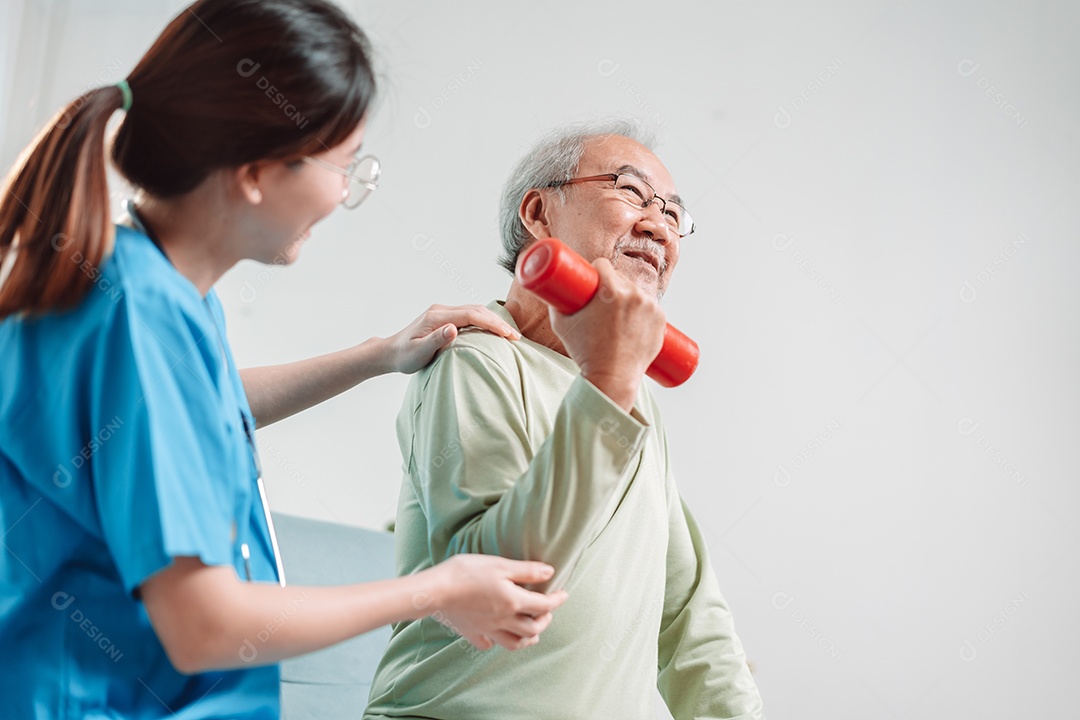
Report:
614,164,684,206
614,164,648,181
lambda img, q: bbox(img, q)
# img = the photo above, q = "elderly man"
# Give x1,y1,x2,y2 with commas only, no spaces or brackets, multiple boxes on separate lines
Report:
364,121,763,720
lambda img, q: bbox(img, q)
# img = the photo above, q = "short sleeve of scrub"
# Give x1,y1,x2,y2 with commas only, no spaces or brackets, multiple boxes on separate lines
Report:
90,273,250,594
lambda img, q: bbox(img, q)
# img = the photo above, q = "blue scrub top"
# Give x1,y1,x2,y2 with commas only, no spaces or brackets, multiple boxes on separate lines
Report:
0,225,281,718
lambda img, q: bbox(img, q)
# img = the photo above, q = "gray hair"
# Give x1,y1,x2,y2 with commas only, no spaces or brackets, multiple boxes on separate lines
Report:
497,119,657,275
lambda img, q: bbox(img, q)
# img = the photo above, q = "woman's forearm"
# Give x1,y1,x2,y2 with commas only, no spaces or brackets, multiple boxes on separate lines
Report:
238,304,521,427
140,555,562,674
239,336,392,428
143,558,439,673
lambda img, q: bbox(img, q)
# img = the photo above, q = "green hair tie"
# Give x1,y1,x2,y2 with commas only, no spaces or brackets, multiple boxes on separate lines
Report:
115,80,133,111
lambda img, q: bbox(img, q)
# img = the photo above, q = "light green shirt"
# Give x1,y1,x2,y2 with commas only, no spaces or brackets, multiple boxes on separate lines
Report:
365,301,763,720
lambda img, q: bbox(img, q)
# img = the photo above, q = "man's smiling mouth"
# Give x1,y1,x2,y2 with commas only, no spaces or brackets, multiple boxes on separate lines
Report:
621,248,661,274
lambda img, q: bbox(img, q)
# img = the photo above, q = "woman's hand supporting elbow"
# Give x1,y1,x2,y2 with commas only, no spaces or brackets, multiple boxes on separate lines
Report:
139,554,567,674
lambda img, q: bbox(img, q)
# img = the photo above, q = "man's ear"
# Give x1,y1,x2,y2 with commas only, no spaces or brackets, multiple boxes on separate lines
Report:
519,188,557,241
233,163,265,205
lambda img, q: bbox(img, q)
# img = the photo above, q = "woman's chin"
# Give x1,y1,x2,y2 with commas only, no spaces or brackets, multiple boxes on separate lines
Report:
274,230,310,264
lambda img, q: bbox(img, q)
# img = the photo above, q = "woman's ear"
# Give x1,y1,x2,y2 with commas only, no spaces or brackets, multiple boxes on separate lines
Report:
519,188,557,241
234,163,264,205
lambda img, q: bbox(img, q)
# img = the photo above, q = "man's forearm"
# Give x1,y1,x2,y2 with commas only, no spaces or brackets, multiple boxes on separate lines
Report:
239,337,391,428
416,349,649,593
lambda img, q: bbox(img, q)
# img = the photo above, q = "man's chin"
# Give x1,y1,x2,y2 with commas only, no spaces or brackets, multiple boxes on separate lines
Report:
630,275,664,300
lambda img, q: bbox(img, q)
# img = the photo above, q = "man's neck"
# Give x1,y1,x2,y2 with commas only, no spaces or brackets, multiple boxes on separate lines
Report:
504,281,568,357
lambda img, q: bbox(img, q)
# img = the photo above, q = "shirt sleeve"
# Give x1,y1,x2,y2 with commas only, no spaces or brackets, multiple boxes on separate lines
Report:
405,342,649,592
656,445,765,719
89,288,241,594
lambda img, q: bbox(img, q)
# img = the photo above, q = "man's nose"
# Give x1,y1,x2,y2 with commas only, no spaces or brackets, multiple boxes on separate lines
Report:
634,202,675,244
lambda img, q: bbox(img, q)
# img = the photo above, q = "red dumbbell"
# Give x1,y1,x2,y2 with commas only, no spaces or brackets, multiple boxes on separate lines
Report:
516,237,699,388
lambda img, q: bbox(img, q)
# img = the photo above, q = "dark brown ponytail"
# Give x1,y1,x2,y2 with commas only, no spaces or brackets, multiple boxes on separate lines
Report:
0,86,124,318
0,0,375,319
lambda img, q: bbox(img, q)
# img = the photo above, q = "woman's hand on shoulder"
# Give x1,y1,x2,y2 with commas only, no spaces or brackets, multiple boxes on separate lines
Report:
384,304,519,375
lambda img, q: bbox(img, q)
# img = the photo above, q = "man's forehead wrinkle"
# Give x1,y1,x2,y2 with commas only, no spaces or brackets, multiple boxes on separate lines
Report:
579,135,683,205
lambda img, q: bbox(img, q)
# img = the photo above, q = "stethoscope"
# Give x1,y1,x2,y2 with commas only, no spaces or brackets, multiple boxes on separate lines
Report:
123,200,286,587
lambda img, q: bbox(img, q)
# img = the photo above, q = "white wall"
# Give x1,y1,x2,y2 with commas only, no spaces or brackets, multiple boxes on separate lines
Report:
0,0,27,158
4,1,1078,718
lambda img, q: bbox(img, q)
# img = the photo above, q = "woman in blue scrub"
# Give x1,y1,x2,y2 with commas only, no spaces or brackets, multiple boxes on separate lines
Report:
0,0,566,717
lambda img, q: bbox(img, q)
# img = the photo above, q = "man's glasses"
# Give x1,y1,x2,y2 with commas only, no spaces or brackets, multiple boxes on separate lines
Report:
302,154,381,209
547,173,695,238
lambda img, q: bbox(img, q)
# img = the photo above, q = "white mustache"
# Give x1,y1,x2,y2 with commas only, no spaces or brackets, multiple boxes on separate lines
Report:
613,240,667,276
